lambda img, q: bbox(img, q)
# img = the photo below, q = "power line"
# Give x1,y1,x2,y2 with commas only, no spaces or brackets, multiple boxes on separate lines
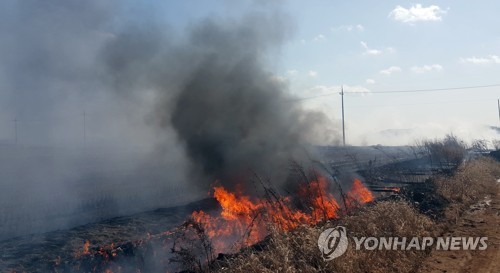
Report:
290,83,500,146
290,83,500,101
369,83,500,94
348,98,495,108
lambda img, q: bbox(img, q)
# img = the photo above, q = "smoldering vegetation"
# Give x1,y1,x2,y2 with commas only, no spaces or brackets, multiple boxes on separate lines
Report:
209,157,500,273
0,0,338,241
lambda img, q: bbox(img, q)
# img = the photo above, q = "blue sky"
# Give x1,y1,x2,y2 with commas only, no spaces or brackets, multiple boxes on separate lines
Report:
278,1,500,144
1,1,498,146
157,0,500,145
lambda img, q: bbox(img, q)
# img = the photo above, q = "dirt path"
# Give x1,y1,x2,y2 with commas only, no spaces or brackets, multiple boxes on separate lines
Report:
418,183,500,273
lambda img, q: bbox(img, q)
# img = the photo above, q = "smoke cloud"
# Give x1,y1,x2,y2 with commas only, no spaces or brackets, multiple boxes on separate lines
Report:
0,1,338,240
102,11,338,184
167,18,332,181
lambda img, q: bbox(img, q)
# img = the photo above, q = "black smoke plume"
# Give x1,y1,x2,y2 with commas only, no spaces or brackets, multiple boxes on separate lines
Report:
0,1,339,242
169,18,318,180
103,12,338,185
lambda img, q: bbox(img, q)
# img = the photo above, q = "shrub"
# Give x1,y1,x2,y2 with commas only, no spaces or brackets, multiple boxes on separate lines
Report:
419,134,468,172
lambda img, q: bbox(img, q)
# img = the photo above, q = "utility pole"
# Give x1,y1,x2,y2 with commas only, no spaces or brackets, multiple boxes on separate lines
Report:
341,85,345,146
83,111,86,148
497,99,500,125
14,117,17,144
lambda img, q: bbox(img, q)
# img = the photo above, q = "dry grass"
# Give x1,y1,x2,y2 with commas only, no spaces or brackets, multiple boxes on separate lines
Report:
435,157,500,206
434,157,500,226
197,157,500,273
215,200,436,273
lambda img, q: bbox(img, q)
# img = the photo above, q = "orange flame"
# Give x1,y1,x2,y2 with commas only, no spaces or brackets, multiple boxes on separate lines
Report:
189,176,372,254
75,176,375,265
347,178,374,205
213,186,261,221
83,240,90,254
297,176,340,222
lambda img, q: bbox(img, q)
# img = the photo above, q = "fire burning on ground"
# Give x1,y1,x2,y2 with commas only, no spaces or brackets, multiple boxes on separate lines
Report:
347,178,375,204
180,175,373,255
65,175,375,272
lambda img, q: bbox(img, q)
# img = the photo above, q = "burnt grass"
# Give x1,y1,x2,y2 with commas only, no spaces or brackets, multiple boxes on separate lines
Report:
490,150,500,161
0,198,219,273
3,155,499,273
399,181,449,219
207,156,500,273
205,181,451,272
